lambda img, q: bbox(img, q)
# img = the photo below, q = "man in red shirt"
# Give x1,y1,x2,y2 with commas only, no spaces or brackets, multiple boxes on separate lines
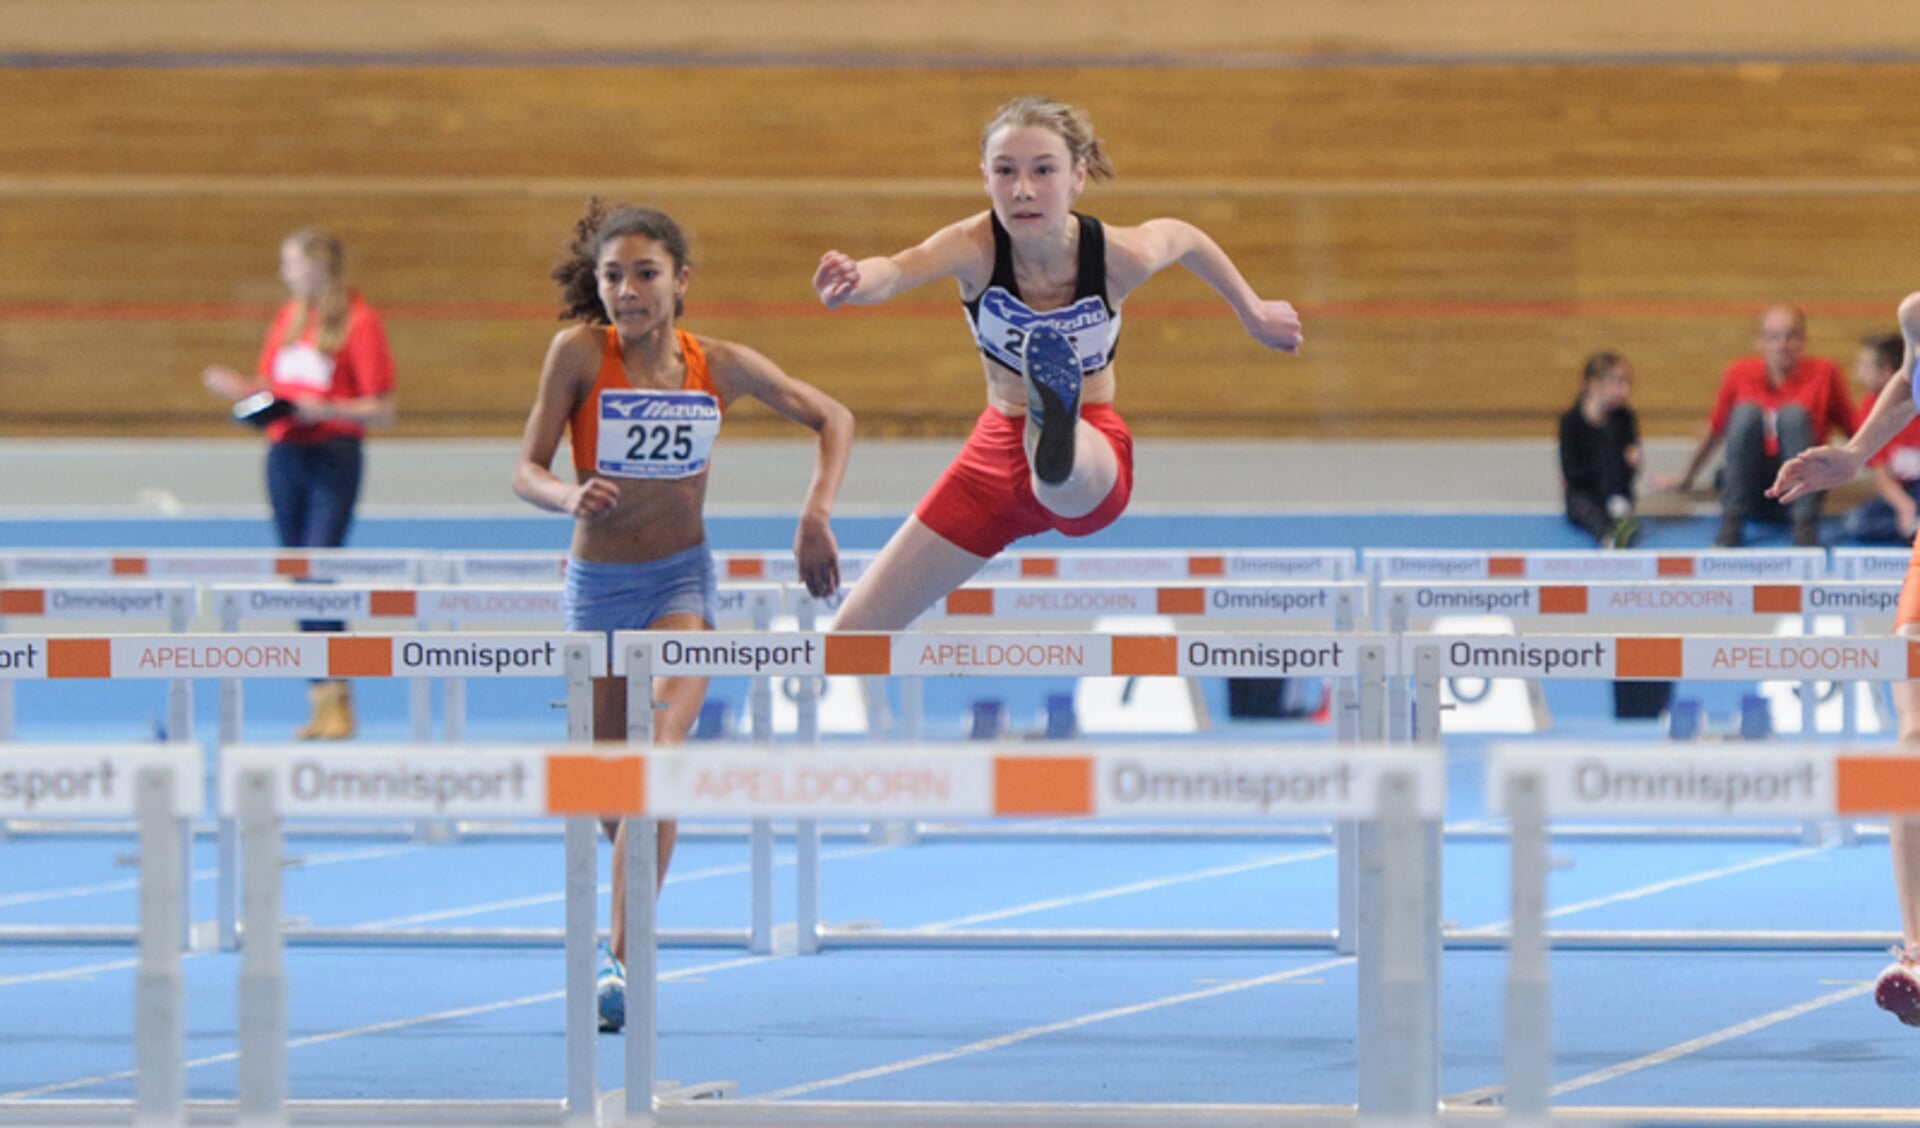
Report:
1672,305,1855,546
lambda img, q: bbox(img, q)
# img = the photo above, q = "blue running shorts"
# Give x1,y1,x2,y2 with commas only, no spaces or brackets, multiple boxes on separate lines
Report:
564,544,719,638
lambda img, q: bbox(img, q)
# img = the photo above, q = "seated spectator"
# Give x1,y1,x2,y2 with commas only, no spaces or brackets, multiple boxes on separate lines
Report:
1558,351,1642,548
1845,331,1920,543
1668,305,1854,547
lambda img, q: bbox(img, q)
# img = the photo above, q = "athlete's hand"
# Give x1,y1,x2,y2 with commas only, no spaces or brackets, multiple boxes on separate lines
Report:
565,477,621,522
812,251,861,309
201,365,250,400
1241,299,1303,354
289,396,334,424
794,514,841,599
1769,445,1863,505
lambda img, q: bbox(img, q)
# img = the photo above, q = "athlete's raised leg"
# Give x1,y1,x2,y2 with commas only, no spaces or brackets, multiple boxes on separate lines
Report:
1022,324,1119,518
832,516,991,631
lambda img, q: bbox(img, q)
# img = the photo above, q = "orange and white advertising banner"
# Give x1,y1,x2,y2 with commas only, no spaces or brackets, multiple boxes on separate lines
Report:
1090,746,1443,819
1486,744,1834,819
975,550,1355,582
719,552,876,585
442,552,569,584
0,550,425,582
0,632,604,680
1679,636,1917,681
936,583,1360,620
624,631,1370,678
1366,549,1820,582
1833,549,1908,581
0,744,201,818
1416,633,1920,681
1390,581,1901,619
0,584,193,620
219,744,642,819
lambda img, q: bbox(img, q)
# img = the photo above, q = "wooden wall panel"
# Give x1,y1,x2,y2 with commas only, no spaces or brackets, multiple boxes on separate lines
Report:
4,63,1917,438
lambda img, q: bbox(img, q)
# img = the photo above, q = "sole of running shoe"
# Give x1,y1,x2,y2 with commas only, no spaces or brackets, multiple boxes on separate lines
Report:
1875,965,1920,1027
1023,324,1082,486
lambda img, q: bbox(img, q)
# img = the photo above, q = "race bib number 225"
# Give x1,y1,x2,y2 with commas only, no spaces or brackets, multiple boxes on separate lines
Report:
595,389,721,480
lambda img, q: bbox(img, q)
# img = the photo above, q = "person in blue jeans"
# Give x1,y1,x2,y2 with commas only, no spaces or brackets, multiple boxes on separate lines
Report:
202,228,397,738
1843,332,1920,543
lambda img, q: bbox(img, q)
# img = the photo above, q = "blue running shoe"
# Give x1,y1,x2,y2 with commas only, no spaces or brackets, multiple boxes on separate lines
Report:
1022,324,1082,485
597,942,627,1033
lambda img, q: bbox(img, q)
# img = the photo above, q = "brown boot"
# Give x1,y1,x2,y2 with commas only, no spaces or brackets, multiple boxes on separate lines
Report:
295,681,355,741
1791,519,1822,548
1713,514,1744,548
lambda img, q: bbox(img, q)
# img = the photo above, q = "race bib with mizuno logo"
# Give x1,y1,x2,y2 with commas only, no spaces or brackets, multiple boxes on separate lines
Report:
973,288,1118,375
595,388,722,480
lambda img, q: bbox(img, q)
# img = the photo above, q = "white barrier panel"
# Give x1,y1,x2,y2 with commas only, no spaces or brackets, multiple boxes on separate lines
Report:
1365,548,1824,582
1486,744,1835,820
618,631,1365,679
929,582,1362,620
440,552,569,583
0,632,606,680
219,744,595,820
974,549,1357,582
1833,548,1909,580
222,742,1440,821
210,583,777,626
0,584,198,620
0,549,427,582
0,744,201,818
1387,580,1899,619
1414,633,1916,681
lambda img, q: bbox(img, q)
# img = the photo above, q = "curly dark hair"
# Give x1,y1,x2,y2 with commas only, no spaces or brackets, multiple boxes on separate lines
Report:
552,199,692,324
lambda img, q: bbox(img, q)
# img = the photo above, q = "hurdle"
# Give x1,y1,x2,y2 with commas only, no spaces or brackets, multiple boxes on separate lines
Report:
0,628,676,951
0,743,198,1127
1385,575,1902,744
1422,631,1917,951
209,738,1441,1127
1488,742,1920,1124
616,628,1395,957
0,580,198,814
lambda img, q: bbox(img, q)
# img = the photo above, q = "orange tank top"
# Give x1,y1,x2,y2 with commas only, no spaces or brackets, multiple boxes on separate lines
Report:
570,327,724,474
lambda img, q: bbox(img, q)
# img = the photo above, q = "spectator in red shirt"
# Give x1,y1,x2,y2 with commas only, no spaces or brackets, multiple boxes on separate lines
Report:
1845,332,1920,543
201,228,397,739
1669,305,1854,546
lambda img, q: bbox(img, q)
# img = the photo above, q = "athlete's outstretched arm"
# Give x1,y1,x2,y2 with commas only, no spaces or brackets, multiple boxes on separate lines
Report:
1113,218,1303,353
511,327,620,521
706,340,854,597
813,216,989,309
1773,292,1920,504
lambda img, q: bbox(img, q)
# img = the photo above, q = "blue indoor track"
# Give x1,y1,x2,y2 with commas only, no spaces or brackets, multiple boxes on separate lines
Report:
2,508,1915,1122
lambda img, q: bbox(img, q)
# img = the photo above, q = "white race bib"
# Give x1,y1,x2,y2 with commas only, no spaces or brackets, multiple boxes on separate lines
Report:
271,344,335,392
973,288,1118,375
595,389,721,480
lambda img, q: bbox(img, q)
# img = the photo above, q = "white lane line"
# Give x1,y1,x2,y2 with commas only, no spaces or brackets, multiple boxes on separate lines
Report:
0,957,140,987
1447,982,1875,1106
914,848,1334,931
749,955,1353,1101
0,844,420,911
0,951,784,1100
1456,844,1834,934
1549,982,1875,1097
351,844,896,929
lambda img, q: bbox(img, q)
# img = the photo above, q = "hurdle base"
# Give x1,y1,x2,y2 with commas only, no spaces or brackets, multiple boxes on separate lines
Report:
278,926,752,949
0,1097,568,1124
1444,927,1902,951
651,1099,1358,1126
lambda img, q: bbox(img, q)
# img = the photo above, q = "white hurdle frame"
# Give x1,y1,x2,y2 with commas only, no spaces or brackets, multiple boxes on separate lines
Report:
1424,632,1915,951
0,744,198,1128
616,629,1395,957
1489,742,1920,1125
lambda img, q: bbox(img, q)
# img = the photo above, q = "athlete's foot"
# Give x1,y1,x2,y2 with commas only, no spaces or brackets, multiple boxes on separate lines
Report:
1022,324,1082,486
1876,945,1920,1027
